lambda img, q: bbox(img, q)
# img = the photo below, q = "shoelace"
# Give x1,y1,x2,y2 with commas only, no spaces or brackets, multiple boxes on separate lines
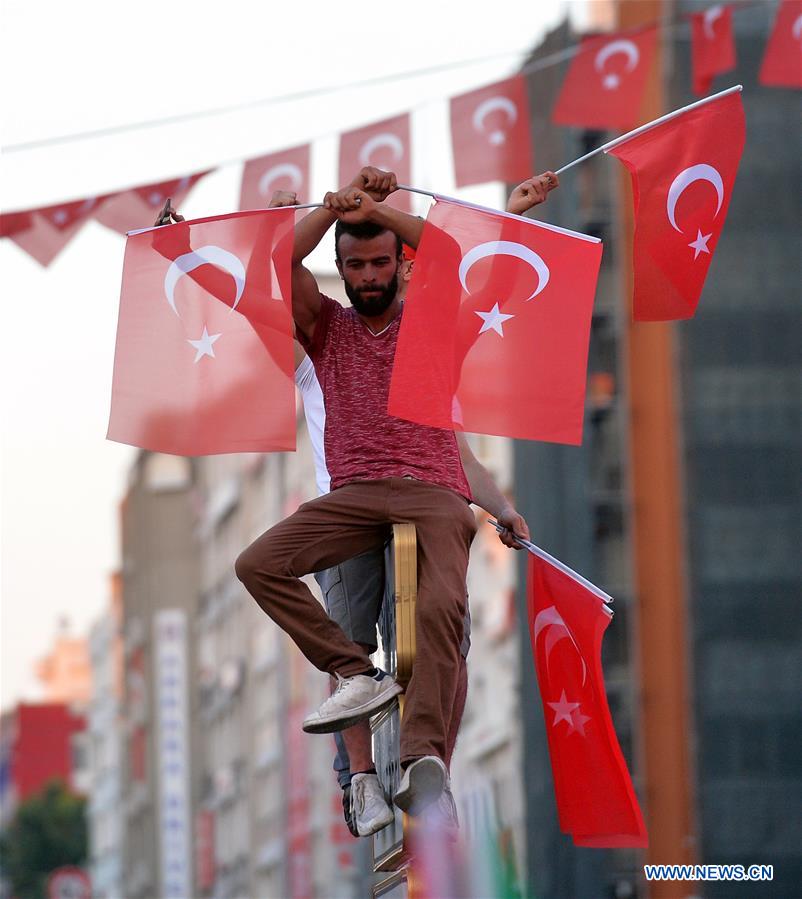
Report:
353,778,366,815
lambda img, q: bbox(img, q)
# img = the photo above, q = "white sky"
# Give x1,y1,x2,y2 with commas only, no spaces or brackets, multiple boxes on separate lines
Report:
0,0,575,706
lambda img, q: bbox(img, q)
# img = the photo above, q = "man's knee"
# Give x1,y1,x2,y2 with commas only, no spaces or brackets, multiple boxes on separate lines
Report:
234,539,285,586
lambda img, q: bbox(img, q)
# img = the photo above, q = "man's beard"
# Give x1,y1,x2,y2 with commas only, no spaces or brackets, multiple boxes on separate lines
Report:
344,274,398,317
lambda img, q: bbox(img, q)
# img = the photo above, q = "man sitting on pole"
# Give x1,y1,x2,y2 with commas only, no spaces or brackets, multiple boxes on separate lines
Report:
235,167,555,818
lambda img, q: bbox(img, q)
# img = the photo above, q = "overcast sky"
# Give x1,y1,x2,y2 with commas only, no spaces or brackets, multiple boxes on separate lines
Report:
0,0,579,706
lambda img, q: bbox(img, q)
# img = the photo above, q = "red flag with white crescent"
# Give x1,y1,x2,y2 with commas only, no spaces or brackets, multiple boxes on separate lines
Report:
450,75,534,188
95,171,211,235
527,551,648,848
7,196,109,267
690,4,736,96
552,27,658,131
759,0,802,88
338,114,411,212
607,89,745,320
240,144,310,210
387,198,602,445
107,209,296,455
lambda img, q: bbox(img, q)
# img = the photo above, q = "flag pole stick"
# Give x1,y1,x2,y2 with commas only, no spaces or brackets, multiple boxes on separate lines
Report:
126,203,325,236
554,84,743,175
488,519,613,603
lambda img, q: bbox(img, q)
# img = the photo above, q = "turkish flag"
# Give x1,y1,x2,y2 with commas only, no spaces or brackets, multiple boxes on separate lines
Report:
107,208,296,455
553,27,658,131
240,144,310,210
8,196,109,267
338,114,411,212
450,75,533,188
527,550,648,848
95,171,210,235
691,4,736,96
607,89,745,320
387,198,602,445
759,0,802,88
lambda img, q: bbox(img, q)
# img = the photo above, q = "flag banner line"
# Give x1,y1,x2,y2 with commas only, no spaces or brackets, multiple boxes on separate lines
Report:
488,520,614,604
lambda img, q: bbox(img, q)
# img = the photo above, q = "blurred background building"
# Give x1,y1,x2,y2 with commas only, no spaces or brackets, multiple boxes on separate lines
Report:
514,2,802,898
2,2,800,897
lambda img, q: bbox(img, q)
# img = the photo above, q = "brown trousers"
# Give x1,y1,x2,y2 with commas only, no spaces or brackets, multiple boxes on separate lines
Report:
235,477,476,763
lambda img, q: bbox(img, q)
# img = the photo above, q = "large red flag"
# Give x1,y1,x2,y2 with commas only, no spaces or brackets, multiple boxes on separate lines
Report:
387,198,602,445
607,89,745,320
95,171,210,235
553,27,658,131
691,4,736,96
759,0,802,88
8,196,109,267
338,114,411,212
107,209,296,455
450,75,533,188
240,144,310,210
527,549,648,848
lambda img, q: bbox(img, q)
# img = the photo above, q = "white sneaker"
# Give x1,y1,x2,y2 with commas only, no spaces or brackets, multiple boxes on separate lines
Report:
350,773,395,837
420,785,460,841
302,671,403,734
393,755,448,815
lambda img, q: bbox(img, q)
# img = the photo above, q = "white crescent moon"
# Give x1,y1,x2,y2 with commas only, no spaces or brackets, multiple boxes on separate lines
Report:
258,163,304,196
703,4,724,39
666,163,724,233
594,38,640,73
458,240,550,301
164,245,246,316
533,606,587,686
358,132,404,166
472,96,518,133
792,14,802,41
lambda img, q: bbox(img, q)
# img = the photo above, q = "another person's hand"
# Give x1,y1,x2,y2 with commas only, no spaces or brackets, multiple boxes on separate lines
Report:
269,189,298,208
495,505,530,550
324,186,377,223
506,172,559,216
153,197,185,227
349,166,397,202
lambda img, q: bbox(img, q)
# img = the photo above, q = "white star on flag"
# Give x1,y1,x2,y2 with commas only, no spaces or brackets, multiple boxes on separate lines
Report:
568,708,592,736
475,302,515,336
548,690,581,728
688,229,712,259
187,326,221,363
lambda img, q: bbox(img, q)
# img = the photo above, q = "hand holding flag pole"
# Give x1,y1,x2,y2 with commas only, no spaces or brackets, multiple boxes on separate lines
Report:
488,519,613,605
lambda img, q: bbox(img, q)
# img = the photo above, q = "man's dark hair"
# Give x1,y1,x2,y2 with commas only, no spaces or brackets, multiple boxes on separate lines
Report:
334,220,403,262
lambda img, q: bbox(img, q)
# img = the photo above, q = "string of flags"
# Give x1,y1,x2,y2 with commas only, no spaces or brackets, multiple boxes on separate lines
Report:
106,87,745,457
2,1,798,268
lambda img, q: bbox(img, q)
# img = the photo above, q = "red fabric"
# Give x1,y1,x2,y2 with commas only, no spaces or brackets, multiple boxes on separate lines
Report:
300,295,470,498
527,553,648,848
0,211,33,238
552,27,658,131
608,90,745,321
9,196,108,267
691,5,736,96
239,144,310,210
95,171,210,235
450,75,533,188
387,198,602,445
338,114,411,212
759,0,802,88
107,208,296,455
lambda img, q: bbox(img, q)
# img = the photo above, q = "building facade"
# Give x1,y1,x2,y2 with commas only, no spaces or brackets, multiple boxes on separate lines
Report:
514,2,802,897
87,574,125,899
119,451,200,899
